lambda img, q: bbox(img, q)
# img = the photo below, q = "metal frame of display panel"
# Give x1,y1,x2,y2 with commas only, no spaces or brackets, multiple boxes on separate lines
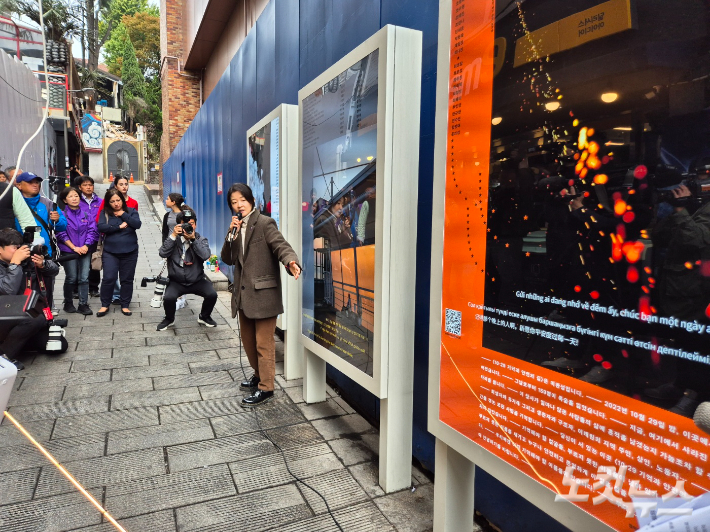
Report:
246,103,301,380
428,1,617,530
298,24,422,493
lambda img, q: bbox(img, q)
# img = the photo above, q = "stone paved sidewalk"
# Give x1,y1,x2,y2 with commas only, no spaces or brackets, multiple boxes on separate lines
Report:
0,184,434,531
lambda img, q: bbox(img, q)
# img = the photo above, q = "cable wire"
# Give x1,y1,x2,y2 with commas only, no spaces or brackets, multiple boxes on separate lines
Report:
0,72,47,102
235,315,345,532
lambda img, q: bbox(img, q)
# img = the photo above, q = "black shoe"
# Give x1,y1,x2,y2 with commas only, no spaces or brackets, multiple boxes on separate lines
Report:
240,375,260,390
156,319,175,331
96,309,109,317
90,291,100,298
63,301,77,313
197,314,217,327
77,303,93,316
242,389,273,406
671,389,699,417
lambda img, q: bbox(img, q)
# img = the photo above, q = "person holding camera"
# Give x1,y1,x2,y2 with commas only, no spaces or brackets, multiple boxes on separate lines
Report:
96,189,142,317
56,187,99,315
14,172,67,308
221,183,301,406
156,209,218,331
0,228,67,369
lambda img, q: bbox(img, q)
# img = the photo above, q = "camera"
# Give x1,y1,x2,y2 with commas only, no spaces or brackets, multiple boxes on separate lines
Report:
650,163,710,207
21,227,50,266
141,275,170,308
47,175,68,195
46,318,67,351
180,223,194,235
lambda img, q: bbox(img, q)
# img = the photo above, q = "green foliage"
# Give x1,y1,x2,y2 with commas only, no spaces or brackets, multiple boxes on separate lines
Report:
103,21,129,77
10,0,80,41
104,11,159,76
103,0,146,29
120,34,145,102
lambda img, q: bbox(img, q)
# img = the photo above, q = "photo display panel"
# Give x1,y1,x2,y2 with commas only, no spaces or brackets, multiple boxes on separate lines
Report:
248,117,280,228
439,0,710,530
301,49,379,377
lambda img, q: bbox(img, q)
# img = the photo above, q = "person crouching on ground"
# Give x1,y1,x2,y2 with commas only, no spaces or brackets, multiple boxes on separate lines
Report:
56,187,98,315
156,209,218,331
0,228,67,370
221,183,301,406
96,189,141,317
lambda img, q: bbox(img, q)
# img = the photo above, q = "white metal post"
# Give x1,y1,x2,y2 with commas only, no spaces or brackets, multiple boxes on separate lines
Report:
433,438,476,532
303,347,327,403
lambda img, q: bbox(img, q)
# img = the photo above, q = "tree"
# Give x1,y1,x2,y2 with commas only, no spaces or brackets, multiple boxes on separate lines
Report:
103,0,146,31
104,11,158,77
103,21,129,77
121,33,144,102
7,0,80,41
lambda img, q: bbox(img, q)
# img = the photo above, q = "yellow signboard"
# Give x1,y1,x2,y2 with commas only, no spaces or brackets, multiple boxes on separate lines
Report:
514,0,634,67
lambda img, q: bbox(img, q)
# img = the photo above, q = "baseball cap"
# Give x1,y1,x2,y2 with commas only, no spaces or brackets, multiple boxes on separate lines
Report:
16,172,43,183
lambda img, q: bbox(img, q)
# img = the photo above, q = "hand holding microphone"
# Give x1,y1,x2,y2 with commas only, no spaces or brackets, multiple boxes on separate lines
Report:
229,212,243,239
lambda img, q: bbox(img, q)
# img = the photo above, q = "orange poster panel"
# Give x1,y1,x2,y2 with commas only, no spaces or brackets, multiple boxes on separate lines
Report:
439,1,710,530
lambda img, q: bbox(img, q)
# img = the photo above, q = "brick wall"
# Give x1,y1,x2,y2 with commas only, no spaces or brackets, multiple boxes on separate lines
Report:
159,0,201,196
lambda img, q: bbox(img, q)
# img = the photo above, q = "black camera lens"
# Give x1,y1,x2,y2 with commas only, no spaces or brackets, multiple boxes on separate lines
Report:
181,223,194,235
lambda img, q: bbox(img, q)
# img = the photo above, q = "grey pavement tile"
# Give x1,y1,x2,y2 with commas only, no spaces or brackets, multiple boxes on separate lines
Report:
167,431,274,472
104,464,236,519
17,370,111,392
284,386,305,404
296,398,348,421
150,350,219,366
327,438,377,466
107,418,214,455
7,386,65,407
0,433,106,474
181,338,240,353
113,344,183,357
275,375,302,388
373,483,435,532
52,349,114,361
175,484,311,532
412,463,433,486
112,330,157,341
198,381,243,400
35,448,166,498
112,363,189,381
188,359,247,374
63,378,154,399
331,396,356,415
70,509,176,532
211,401,305,437
76,337,147,351
0,467,40,505
81,322,145,333
0,419,54,446
71,355,150,372
147,334,205,346
216,348,248,360
265,422,325,450
159,396,247,424
0,490,103,531
349,462,386,497
171,327,206,336
297,468,369,515
153,371,232,390
205,329,238,341
230,442,344,493
311,414,376,441
7,396,109,422
52,407,159,439
270,501,395,532
18,361,72,376
110,387,201,410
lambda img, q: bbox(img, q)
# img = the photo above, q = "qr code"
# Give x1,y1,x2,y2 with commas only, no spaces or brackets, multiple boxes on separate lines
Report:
445,308,462,336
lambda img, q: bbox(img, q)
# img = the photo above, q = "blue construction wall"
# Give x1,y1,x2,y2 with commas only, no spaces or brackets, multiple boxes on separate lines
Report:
162,1,569,530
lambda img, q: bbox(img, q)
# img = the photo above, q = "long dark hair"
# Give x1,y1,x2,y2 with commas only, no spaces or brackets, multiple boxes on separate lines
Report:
103,188,128,214
226,183,255,212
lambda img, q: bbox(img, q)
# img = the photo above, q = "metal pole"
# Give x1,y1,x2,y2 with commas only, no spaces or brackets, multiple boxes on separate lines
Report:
63,83,69,181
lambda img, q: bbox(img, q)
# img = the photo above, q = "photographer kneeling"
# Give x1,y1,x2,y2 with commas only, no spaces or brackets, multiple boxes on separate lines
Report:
156,210,218,331
0,228,68,370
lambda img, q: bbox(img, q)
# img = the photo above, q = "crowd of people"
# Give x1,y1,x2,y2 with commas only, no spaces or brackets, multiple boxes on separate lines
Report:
0,168,301,407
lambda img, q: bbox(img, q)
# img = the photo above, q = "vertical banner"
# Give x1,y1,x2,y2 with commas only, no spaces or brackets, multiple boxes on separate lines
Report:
217,172,223,195
438,1,710,530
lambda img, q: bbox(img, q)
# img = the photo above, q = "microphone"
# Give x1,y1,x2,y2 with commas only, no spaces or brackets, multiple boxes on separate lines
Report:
694,401,710,436
230,212,243,239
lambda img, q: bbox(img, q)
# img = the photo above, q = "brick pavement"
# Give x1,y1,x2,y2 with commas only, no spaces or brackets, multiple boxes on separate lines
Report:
0,184,434,531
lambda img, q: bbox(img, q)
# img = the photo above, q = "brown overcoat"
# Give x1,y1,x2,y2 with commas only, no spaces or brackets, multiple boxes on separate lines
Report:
220,210,299,320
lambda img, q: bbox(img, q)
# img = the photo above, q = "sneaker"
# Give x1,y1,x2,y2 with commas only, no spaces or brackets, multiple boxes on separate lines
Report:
541,357,585,369
579,365,611,384
63,301,77,313
198,314,217,327
644,382,683,401
77,303,93,316
670,389,699,417
156,319,175,331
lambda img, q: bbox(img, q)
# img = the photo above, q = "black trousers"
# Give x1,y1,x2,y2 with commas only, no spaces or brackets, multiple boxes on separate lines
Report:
101,250,138,307
0,315,49,358
163,278,217,322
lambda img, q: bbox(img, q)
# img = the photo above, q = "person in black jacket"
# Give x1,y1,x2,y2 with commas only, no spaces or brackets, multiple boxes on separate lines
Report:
0,228,67,369
156,209,217,331
96,189,141,317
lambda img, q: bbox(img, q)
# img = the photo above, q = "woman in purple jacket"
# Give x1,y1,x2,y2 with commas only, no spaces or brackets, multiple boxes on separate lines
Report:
57,187,99,315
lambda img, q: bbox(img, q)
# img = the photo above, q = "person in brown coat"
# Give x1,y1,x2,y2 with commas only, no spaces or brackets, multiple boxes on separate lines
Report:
221,183,301,406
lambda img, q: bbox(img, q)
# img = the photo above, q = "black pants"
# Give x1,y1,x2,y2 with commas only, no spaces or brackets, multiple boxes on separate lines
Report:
0,315,52,358
163,278,217,322
101,250,138,307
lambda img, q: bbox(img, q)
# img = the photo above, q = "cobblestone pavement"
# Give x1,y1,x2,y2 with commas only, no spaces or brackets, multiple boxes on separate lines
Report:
0,184,434,531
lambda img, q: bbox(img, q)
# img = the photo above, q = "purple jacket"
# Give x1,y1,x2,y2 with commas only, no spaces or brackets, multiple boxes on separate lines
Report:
56,205,99,253
81,192,102,221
